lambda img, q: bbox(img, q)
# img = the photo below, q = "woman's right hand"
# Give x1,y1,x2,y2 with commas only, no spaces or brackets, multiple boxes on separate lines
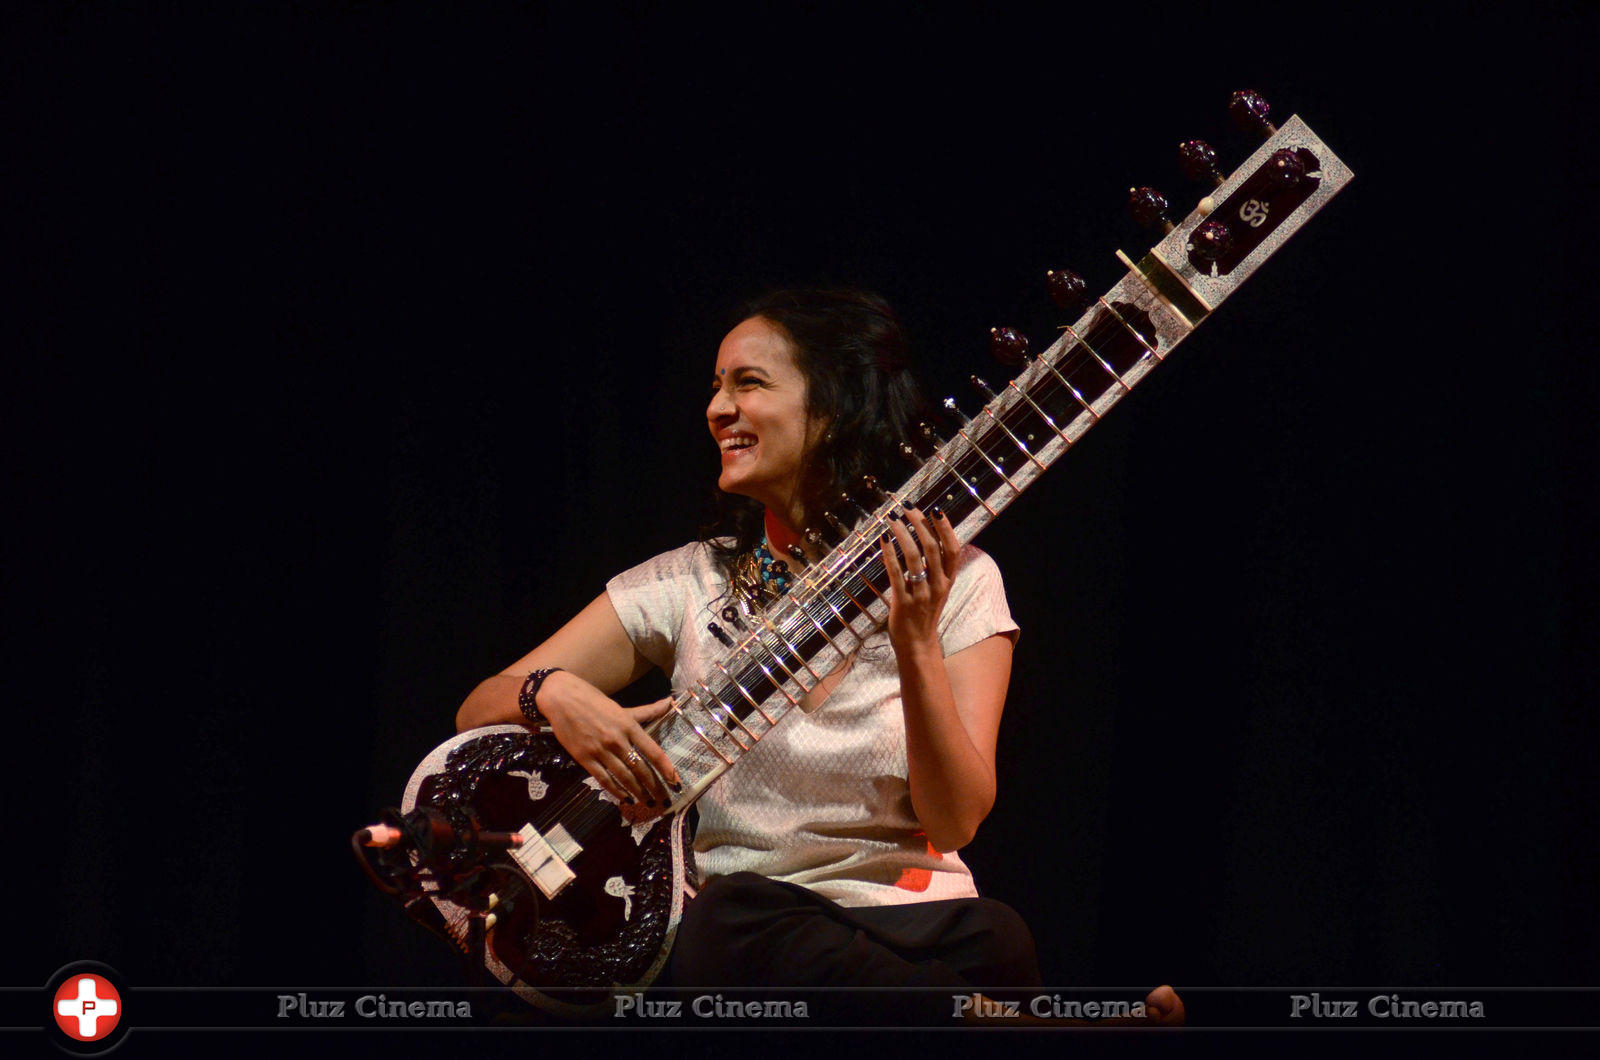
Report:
535,670,681,807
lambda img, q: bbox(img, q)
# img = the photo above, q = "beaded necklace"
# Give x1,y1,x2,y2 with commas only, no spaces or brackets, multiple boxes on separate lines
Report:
730,541,794,610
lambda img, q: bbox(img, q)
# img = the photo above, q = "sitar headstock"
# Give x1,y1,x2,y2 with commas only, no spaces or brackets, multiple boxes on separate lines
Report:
1116,89,1354,326
815,91,1351,554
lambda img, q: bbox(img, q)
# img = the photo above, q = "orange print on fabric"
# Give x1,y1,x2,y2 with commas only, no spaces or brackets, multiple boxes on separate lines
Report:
894,837,943,891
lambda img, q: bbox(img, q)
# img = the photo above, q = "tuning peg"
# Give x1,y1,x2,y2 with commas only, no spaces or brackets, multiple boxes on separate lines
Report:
804,527,825,550
898,442,921,466
823,510,852,536
1128,186,1174,234
1178,139,1225,187
1229,89,1277,139
859,474,886,501
784,544,808,565
941,396,971,426
919,421,948,446
1187,218,1234,265
839,490,872,521
707,622,735,648
1045,269,1089,314
1265,147,1307,190
970,375,1000,401
720,604,747,629
989,325,1030,366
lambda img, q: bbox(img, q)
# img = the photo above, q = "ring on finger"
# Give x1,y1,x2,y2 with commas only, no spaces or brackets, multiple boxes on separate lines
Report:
624,748,643,767
904,569,929,584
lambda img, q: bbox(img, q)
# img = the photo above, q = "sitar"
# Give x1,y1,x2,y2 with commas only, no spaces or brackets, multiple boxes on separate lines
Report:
356,91,1352,1014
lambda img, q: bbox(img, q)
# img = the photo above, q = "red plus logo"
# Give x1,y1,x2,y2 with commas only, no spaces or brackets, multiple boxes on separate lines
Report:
53,974,122,1041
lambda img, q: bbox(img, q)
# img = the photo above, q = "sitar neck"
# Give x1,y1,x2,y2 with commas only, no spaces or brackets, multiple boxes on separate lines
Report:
650,109,1353,807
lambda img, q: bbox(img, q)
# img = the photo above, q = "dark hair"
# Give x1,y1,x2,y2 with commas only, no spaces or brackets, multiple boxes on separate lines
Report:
702,287,930,565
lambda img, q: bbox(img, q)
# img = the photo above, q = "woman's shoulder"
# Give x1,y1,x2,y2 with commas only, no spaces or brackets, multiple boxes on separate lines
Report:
939,542,1018,649
610,539,726,587
954,543,1005,587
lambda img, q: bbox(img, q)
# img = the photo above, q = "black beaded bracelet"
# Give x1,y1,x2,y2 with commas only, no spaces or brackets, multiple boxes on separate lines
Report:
518,667,564,727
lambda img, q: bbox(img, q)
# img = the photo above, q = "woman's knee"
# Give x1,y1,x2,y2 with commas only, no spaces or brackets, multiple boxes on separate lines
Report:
681,872,783,931
960,899,1042,987
669,873,794,985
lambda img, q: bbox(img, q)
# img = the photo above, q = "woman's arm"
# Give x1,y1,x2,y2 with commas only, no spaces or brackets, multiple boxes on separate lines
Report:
883,508,1012,852
456,592,680,805
898,633,1011,852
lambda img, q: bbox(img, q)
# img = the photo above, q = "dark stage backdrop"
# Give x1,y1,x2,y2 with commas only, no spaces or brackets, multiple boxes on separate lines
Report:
13,4,1596,1001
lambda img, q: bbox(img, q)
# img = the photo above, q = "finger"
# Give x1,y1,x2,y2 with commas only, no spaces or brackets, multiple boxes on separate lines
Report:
902,508,941,584
627,715,682,789
618,731,670,804
883,528,908,586
627,697,682,787
931,506,962,574
888,516,925,579
600,747,650,805
631,696,676,724
587,760,633,805
881,529,906,592
622,742,669,806
925,506,960,587
899,508,929,563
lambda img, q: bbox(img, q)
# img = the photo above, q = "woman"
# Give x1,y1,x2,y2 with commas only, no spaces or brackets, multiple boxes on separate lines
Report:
456,288,1039,991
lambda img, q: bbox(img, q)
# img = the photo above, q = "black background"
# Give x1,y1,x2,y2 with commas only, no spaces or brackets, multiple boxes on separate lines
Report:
11,0,1597,1022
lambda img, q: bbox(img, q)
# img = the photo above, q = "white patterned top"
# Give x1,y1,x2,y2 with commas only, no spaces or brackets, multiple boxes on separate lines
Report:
607,540,1018,908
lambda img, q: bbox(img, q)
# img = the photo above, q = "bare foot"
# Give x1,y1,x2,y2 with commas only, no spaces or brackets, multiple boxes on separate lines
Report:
1144,984,1185,1026
959,986,1185,1027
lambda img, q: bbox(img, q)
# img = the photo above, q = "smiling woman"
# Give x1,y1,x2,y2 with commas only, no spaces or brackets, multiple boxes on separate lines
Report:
702,289,932,572
455,288,1040,999
707,315,822,528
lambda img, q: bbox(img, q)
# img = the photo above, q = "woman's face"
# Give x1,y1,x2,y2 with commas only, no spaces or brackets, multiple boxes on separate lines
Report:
707,316,823,517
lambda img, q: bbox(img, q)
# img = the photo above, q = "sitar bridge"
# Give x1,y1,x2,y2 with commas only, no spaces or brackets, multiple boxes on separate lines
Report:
512,821,583,899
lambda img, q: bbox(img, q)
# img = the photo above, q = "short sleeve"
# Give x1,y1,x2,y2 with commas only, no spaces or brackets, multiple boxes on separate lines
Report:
605,542,709,674
937,546,1020,657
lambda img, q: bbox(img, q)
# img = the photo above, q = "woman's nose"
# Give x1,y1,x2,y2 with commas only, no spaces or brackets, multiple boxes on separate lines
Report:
707,388,735,423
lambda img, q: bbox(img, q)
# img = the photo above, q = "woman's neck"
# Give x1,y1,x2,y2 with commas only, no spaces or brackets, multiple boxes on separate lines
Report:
763,509,809,561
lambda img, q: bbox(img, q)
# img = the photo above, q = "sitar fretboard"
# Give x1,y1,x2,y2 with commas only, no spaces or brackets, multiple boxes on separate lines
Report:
635,114,1352,814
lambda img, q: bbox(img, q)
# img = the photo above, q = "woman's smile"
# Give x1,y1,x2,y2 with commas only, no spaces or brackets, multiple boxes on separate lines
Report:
716,431,759,462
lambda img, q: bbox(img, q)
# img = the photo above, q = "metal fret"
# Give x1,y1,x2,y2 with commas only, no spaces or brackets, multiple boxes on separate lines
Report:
669,698,734,765
1033,350,1100,421
711,658,775,727
1063,322,1132,396
813,579,861,634
758,613,821,688
836,562,887,611
688,683,753,752
952,424,1024,496
923,445,997,516
977,405,1048,473
790,596,852,666
733,641,796,716
1097,297,1163,362
1006,380,1071,447
706,683,762,746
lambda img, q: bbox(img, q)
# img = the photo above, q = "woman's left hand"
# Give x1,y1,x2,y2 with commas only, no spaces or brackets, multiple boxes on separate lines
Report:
880,506,962,652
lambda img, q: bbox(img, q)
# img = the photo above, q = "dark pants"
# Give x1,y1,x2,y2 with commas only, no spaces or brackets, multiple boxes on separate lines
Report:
661,871,1042,991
